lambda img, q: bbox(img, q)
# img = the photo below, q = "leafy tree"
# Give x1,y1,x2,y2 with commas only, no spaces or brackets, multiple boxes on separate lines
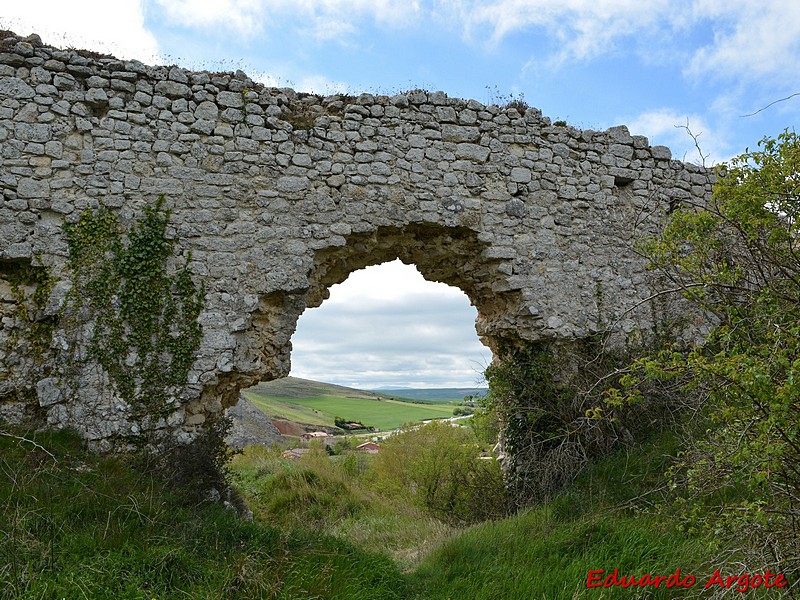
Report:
467,402,500,447
605,130,800,579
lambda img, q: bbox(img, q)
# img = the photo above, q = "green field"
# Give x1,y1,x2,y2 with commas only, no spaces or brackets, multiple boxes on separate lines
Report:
242,390,331,427
244,377,460,431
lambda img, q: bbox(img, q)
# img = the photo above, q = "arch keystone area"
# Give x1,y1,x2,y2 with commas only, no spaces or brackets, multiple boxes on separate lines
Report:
0,31,712,448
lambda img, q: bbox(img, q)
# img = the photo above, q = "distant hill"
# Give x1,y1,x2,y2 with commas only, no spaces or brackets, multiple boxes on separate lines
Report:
249,376,487,404
249,376,391,401
241,377,465,431
372,387,487,403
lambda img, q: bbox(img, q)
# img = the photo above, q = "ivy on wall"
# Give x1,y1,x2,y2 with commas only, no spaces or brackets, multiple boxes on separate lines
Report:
63,196,204,416
0,259,57,403
481,336,674,507
2,260,57,359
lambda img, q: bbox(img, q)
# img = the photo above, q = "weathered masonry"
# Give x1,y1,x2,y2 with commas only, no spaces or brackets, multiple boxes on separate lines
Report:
0,32,712,449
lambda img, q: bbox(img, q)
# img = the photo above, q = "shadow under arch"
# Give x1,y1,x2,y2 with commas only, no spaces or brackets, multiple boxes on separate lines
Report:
229,222,525,410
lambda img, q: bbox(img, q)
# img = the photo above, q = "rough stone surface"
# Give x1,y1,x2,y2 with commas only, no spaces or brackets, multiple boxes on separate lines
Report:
224,394,287,448
0,32,713,448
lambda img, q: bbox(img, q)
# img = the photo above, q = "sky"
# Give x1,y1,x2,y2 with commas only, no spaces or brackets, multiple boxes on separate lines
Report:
3,1,798,388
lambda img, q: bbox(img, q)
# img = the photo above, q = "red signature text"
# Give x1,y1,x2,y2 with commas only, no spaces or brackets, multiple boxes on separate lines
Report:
586,568,788,593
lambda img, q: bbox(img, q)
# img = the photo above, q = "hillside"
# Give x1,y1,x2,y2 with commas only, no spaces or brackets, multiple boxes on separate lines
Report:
242,377,461,431
249,377,389,401
373,387,486,403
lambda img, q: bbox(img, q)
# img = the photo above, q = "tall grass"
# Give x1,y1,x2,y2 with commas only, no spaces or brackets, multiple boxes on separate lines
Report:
410,432,715,599
3,427,773,599
230,445,453,570
0,429,408,599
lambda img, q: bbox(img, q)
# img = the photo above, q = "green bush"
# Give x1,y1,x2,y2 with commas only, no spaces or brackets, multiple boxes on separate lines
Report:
370,421,506,525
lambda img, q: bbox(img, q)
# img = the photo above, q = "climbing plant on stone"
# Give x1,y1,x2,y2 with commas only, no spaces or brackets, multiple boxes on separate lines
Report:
63,196,204,418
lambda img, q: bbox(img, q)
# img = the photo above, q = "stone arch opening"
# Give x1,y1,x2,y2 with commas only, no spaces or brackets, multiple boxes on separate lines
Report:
289,259,493,389
202,223,525,412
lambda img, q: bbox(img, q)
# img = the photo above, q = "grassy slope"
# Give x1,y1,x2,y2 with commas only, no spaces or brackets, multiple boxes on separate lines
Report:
231,430,733,598
4,427,757,599
281,395,456,430
245,377,456,430
242,390,331,427
0,430,408,600
230,445,454,571
410,432,714,599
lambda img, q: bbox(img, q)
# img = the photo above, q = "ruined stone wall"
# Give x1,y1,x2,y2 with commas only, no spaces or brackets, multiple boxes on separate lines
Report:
0,32,712,449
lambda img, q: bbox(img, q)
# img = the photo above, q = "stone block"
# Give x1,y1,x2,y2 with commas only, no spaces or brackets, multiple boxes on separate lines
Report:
217,91,244,108
510,167,532,183
455,143,490,162
37,377,61,407
651,145,672,160
0,77,35,99
442,124,480,142
155,80,191,99
17,177,50,198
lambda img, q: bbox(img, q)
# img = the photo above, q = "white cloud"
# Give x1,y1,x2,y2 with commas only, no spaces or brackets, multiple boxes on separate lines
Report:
153,0,423,41
152,0,267,37
437,0,800,86
13,0,794,92
251,72,352,95
686,1,800,86
439,0,673,60
324,260,466,304
294,75,353,95
298,18,357,44
625,109,728,165
0,0,160,63
290,261,491,388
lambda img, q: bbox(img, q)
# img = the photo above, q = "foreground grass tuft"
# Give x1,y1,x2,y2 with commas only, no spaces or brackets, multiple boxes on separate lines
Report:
0,429,408,599
230,444,453,570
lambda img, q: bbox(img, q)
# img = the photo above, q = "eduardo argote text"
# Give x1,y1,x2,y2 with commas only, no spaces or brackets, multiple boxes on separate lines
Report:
586,568,788,593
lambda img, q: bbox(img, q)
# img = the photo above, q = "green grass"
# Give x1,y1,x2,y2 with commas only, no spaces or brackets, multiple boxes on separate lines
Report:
230,445,454,571
409,432,715,599
243,390,331,427
278,395,456,430
244,377,457,431
229,431,730,596
0,429,408,599
3,425,763,599
411,509,705,599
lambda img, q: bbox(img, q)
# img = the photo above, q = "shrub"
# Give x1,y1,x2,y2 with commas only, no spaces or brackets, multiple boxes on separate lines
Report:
370,421,506,525
483,334,688,508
